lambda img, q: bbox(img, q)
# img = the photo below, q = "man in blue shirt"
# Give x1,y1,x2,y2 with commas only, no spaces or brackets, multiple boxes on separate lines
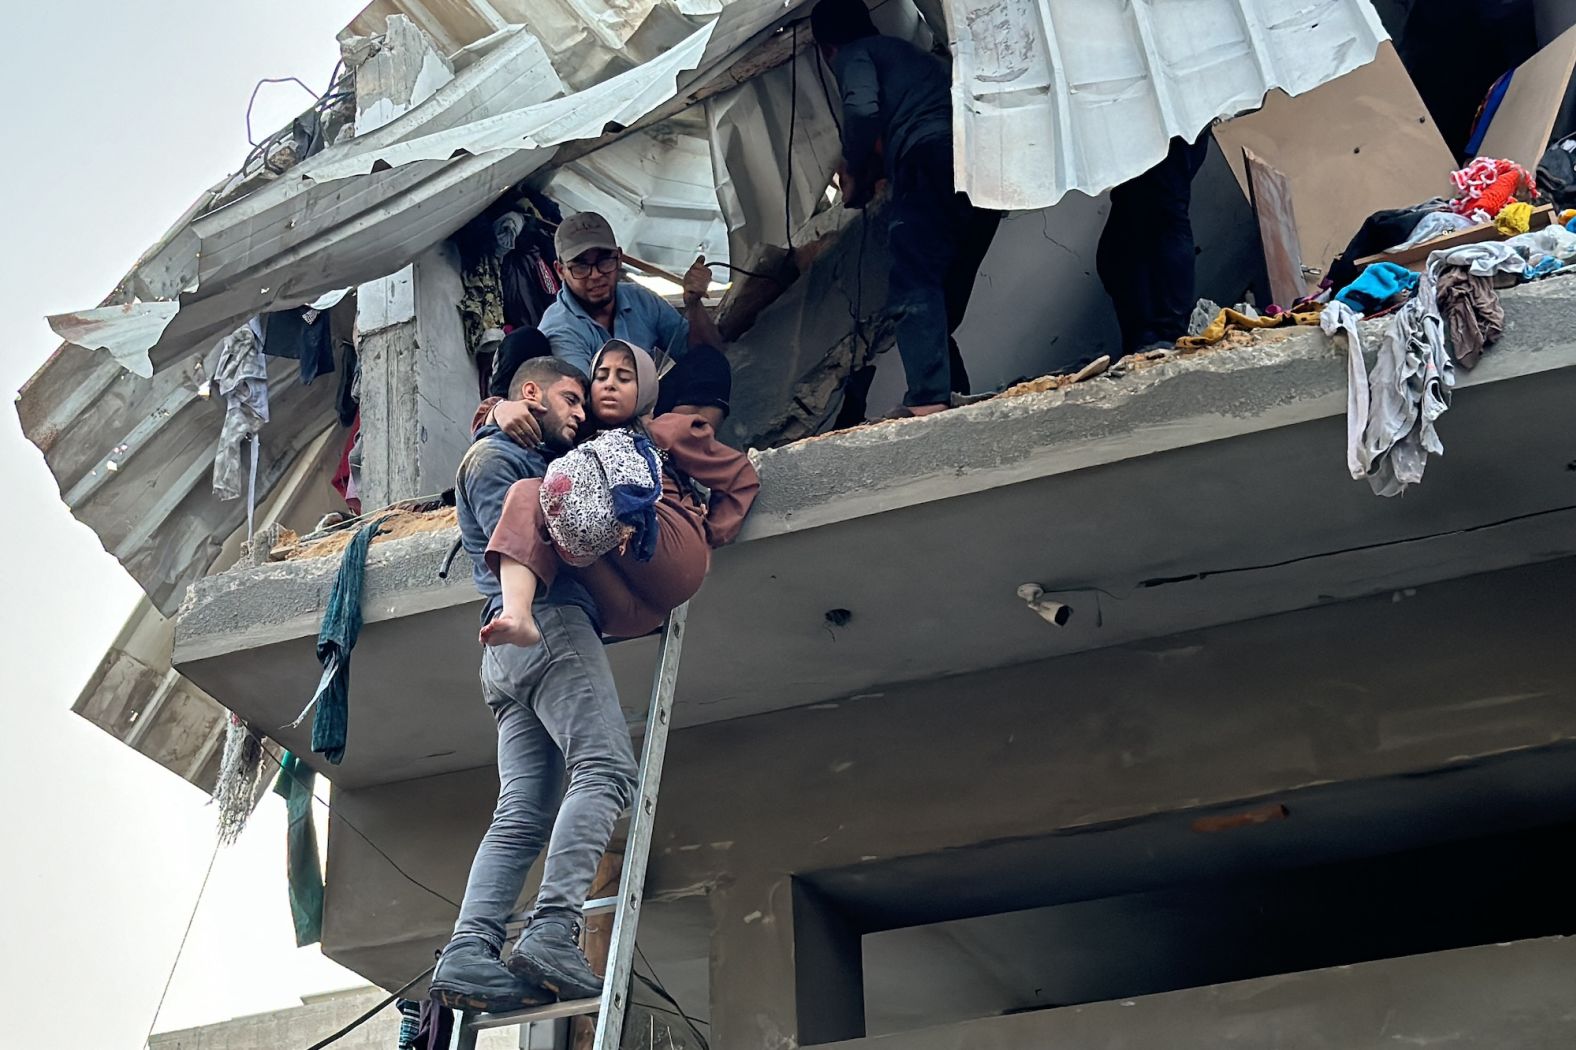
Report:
812,0,1001,421
539,211,733,427
431,355,639,1012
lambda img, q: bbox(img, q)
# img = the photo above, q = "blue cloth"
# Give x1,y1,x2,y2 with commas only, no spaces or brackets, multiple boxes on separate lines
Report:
455,425,601,630
538,281,690,376
396,1000,423,1049
1465,70,1514,159
1525,256,1565,279
830,35,952,180
308,515,389,765
1334,262,1420,314
611,431,664,563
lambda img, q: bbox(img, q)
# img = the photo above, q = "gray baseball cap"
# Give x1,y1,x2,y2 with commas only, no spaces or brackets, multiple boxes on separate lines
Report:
554,211,618,263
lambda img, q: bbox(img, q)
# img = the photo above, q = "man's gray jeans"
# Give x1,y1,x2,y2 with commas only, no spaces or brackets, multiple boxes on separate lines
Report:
451,604,638,951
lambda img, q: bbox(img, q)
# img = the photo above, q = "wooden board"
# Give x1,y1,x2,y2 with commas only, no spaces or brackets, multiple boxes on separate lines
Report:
1213,42,1458,284
1475,24,1576,169
1244,148,1310,307
1353,204,1556,272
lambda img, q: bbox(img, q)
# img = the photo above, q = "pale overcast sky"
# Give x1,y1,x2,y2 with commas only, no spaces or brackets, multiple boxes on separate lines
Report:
0,3,378,1046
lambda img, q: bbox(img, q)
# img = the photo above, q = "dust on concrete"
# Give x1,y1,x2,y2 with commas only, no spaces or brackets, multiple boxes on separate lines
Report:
274,506,459,562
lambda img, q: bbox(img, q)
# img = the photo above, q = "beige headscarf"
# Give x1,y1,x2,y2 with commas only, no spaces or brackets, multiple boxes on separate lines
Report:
588,339,659,420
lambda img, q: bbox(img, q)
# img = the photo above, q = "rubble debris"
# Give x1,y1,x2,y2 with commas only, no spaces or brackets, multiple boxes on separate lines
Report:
273,506,459,562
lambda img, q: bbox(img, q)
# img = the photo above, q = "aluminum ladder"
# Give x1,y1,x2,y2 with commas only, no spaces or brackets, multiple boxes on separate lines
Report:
452,602,689,1050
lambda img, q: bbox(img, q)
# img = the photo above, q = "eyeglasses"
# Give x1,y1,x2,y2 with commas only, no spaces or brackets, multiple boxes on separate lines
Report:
565,255,621,280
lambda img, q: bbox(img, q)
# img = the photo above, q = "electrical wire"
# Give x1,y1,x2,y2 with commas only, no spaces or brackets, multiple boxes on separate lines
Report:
635,944,711,1049
786,22,799,249
140,835,222,1047
261,748,462,910
1136,503,1576,589
303,965,435,1050
246,77,318,146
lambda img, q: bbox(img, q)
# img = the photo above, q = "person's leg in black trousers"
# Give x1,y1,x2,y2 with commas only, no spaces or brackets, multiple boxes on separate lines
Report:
1097,177,1151,359
942,206,1003,395
1134,136,1211,349
1098,135,1210,358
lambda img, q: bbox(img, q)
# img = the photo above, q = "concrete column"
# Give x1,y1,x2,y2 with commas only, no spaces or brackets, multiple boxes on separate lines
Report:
708,874,866,1048
352,17,478,508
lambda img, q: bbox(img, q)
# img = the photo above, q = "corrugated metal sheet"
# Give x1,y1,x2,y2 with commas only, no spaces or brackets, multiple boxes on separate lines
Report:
21,23,566,612
949,0,1388,209
542,112,733,273
304,20,719,180
342,0,704,90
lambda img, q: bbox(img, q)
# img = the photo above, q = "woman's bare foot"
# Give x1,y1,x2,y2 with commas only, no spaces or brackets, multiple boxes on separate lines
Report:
480,612,542,648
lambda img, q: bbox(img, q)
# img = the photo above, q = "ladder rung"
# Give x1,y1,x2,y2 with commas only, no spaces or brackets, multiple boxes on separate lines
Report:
466,997,600,1031
505,894,617,931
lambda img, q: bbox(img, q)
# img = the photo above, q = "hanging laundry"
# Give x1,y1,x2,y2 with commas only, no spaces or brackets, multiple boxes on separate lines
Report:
501,215,561,330
211,324,269,502
1318,301,1370,483
1436,268,1504,369
1334,262,1419,314
457,214,508,357
272,750,325,946
213,712,265,845
288,515,390,764
1332,242,1526,497
335,341,359,428
264,307,336,386
332,415,361,515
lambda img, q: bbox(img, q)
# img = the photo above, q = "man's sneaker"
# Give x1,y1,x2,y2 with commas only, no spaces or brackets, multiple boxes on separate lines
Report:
430,937,552,1013
506,915,604,1000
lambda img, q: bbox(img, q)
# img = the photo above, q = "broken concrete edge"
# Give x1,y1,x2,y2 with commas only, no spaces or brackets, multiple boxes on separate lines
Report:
173,277,1576,662
176,529,472,663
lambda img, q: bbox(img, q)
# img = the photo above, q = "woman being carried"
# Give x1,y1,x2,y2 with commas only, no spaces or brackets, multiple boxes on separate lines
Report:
481,339,759,646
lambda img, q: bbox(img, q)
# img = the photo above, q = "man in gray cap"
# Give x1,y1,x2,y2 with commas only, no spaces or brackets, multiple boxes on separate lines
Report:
538,211,732,427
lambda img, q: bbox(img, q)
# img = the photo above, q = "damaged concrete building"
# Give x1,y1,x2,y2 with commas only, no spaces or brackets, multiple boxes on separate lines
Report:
19,0,1576,1046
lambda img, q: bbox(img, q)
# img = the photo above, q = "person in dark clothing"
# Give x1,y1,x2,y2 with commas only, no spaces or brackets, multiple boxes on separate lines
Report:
488,328,554,401
812,0,1000,419
431,355,638,1012
1095,135,1212,361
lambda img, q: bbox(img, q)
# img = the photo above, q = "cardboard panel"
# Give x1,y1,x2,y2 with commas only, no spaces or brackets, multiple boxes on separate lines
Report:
1475,24,1576,169
1244,148,1308,306
1213,42,1456,282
